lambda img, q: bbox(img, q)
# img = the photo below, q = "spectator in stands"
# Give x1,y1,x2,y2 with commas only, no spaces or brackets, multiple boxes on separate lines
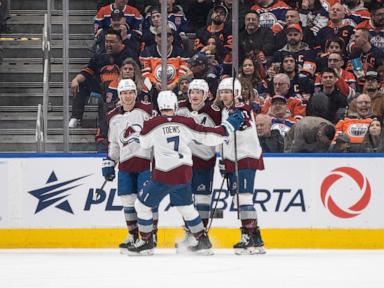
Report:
342,0,370,26
239,56,267,93
106,57,150,104
198,36,225,64
284,116,336,153
93,8,140,54
361,70,384,119
273,8,315,50
315,52,356,99
256,114,284,152
269,95,297,136
239,78,263,113
335,93,374,151
250,0,291,30
239,10,275,62
69,29,138,128
188,52,220,98
142,5,186,50
297,0,328,36
278,54,314,101
315,68,348,123
0,0,10,33
94,0,143,36
355,4,384,51
349,29,384,90
261,73,306,118
193,4,232,59
175,75,193,101
272,23,315,69
359,118,384,152
140,25,190,107
164,0,188,37
316,3,355,53
317,37,346,71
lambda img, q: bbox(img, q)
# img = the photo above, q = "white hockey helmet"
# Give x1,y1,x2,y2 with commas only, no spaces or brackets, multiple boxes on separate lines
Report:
157,90,178,110
118,79,137,97
217,77,242,98
188,79,209,101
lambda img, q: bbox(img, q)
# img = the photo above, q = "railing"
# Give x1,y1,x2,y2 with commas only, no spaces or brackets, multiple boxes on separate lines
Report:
36,104,44,152
41,0,52,152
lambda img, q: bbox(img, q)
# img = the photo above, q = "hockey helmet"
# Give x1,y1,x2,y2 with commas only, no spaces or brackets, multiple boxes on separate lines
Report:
158,90,178,110
217,77,242,98
188,79,209,101
118,79,137,97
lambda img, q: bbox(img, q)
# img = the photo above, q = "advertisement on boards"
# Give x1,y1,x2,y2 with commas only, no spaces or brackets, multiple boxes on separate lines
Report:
0,156,383,229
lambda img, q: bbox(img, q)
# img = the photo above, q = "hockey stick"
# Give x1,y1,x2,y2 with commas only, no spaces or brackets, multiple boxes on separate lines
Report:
207,173,228,233
232,69,241,220
95,179,108,201
96,161,117,200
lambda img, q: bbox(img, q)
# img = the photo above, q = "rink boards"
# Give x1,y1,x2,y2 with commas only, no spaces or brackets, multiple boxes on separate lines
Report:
0,153,384,249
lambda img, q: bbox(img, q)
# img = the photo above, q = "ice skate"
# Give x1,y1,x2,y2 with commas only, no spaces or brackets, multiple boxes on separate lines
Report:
153,231,158,248
119,233,138,254
234,228,258,255
126,236,154,256
175,227,198,253
187,233,214,255
253,227,266,254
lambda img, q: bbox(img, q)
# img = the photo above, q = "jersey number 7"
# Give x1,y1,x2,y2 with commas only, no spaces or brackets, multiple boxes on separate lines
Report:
167,136,183,159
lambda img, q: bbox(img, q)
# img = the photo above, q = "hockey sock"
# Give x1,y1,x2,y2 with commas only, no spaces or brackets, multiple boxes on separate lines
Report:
241,219,257,235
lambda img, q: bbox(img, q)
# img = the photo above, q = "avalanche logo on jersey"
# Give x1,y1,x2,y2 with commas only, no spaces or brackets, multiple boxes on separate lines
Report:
120,123,142,146
28,171,91,214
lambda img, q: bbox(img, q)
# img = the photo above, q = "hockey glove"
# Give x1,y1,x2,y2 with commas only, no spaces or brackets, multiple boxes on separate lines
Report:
222,109,244,134
102,158,116,181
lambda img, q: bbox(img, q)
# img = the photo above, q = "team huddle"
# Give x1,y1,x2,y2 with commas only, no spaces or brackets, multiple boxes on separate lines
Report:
101,77,265,256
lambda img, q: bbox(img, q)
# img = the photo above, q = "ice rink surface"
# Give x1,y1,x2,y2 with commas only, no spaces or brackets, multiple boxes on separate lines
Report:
0,249,383,288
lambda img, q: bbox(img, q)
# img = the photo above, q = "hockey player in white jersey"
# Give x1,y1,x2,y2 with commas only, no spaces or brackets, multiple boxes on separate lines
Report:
101,79,158,252
126,90,244,256
216,77,266,255
175,79,222,250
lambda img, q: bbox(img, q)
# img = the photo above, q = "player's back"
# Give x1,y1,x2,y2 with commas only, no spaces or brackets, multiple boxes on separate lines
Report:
140,115,227,184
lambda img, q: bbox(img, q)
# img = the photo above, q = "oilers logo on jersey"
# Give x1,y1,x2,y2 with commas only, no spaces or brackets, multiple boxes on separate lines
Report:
155,64,177,82
259,12,278,29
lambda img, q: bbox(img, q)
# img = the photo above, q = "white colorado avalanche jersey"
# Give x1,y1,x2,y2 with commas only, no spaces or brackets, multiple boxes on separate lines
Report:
177,101,222,169
221,104,264,172
107,102,152,172
139,115,227,184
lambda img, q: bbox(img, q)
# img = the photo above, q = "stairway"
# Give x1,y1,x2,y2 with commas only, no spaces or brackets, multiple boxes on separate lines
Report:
0,0,98,152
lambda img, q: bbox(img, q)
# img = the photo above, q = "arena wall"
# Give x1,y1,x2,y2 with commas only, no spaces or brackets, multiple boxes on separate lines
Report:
0,153,383,249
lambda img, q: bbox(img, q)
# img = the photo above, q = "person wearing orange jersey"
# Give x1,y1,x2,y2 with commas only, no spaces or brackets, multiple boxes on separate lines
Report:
335,93,375,151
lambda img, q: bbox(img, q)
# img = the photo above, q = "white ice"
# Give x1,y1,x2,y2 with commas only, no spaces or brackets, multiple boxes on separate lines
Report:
0,249,383,288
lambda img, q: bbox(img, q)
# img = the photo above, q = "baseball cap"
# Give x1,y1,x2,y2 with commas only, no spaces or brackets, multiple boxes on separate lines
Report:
111,8,124,20
189,53,208,66
287,23,302,33
301,61,317,76
271,95,287,104
149,6,161,15
366,70,379,81
213,4,228,17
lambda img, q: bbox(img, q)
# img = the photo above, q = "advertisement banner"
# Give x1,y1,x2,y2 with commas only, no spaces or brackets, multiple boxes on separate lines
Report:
0,155,383,229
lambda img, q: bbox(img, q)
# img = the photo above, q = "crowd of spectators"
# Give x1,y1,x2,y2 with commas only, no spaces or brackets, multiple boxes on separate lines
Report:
68,0,384,153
